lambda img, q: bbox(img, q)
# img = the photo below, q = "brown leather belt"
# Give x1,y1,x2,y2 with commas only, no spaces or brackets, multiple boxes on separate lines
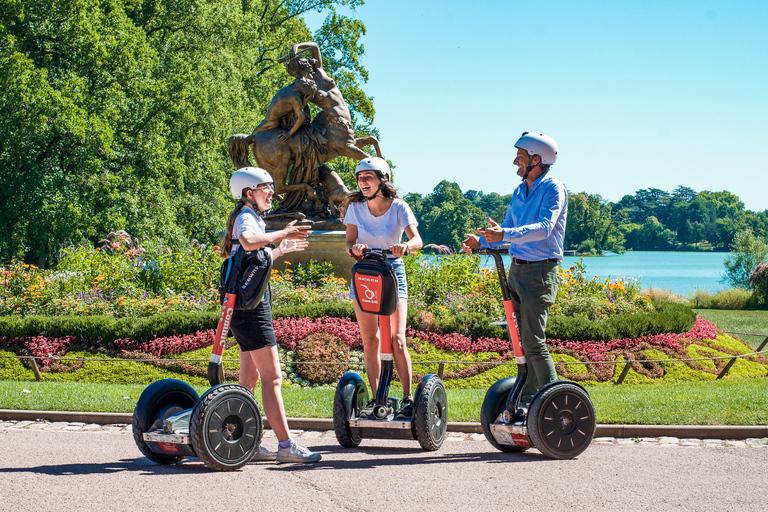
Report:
513,257,559,265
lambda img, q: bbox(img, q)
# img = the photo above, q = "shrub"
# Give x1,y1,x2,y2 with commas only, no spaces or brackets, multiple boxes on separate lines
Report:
749,261,768,305
708,288,753,310
293,332,349,384
552,260,654,320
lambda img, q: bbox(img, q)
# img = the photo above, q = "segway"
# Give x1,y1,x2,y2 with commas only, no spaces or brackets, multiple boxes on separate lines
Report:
476,247,596,459
333,249,448,451
132,242,271,470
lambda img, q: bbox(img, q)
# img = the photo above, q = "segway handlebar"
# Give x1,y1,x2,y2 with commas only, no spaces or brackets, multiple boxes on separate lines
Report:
349,248,410,257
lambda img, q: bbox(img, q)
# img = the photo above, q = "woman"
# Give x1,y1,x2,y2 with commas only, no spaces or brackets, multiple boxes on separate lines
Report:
221,166,320,463
344,157,423,418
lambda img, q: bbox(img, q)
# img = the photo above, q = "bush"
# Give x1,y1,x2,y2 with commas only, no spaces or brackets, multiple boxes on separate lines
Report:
293,332,350,384
707,288,754,310
749,261,768,305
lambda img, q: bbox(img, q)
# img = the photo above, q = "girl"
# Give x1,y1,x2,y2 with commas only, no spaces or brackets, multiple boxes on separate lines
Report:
344,157,423,419
222,166,320,463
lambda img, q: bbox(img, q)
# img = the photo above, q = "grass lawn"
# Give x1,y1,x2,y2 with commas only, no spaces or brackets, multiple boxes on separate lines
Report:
2,377,767,425
695,309,768,349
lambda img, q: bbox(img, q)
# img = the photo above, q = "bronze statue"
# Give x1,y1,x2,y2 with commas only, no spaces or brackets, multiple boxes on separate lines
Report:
229,42,381,229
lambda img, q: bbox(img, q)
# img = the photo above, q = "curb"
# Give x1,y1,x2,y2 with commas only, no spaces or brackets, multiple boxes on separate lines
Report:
2,410,766,439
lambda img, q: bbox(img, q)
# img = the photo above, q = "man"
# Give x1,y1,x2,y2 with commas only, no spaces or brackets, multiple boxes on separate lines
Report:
462,132,567,405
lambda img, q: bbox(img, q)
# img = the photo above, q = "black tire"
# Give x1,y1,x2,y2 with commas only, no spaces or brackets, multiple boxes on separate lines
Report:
480,377,528,453
414,375,447,451
190,384,263,471
528,382,596,460
333,373,368,448
132,379,199,464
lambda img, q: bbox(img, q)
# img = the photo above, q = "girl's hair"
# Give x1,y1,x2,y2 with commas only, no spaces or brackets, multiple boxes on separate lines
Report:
347,173,399,203
220,188,251,258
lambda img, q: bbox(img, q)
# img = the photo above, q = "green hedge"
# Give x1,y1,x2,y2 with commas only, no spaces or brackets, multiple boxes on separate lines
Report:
0,312,219,345
547,301,696,342
0,301,696,344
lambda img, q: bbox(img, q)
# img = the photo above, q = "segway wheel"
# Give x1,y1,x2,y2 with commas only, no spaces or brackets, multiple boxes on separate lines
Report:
414,375,447,451
190,384,263,471
528,382,596,460
133,379,199,464
480,377,528,453
333,373,368,448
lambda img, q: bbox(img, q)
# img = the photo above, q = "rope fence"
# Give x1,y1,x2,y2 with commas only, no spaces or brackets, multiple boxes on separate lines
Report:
2,331,767,383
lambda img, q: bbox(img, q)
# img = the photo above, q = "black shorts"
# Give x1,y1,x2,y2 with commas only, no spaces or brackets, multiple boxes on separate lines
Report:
229,292,277,352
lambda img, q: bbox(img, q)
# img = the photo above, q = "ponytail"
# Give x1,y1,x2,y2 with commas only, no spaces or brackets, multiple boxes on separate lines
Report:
221,201,246,258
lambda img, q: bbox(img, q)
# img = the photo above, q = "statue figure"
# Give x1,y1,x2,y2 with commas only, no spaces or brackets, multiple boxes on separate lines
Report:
228,42,382,229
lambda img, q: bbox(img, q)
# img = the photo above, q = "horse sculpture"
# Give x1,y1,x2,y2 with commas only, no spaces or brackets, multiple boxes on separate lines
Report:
228,42,382,222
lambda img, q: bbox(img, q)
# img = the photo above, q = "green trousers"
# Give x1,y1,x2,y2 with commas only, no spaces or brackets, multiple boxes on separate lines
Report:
506,260,560,403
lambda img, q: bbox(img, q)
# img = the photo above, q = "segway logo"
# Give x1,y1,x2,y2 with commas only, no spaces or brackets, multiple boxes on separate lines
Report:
355,274,382,311
217,306,233,348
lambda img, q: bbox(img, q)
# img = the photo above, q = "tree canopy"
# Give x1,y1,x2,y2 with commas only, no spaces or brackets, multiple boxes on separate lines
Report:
0,0,372,265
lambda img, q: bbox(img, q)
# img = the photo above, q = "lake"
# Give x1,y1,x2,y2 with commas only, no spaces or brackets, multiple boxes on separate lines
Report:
475,251,731,296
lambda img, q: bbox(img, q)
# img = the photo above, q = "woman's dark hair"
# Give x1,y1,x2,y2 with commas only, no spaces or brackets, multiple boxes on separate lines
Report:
220,188,251,258
347,172,399,203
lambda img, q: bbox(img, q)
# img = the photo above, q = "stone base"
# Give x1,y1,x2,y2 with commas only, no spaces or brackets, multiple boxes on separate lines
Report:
273,230,353,280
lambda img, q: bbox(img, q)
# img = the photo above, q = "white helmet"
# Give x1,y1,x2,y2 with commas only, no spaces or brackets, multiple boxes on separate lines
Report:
354,157,391,181
229,167,273,199
514,132,558,165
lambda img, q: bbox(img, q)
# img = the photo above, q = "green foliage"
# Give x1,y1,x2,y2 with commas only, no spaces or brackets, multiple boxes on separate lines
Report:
402,252,503,319
0,312,219,344
565,192,617,254
406,181,486,251
293,332,349,384
1,232,221,316
749,261,768,304
723,228,768,289
0,0,375,265
283,260,337,288
273,301,355,319
547,301,696,342
706,288,755,310
552,259,652,320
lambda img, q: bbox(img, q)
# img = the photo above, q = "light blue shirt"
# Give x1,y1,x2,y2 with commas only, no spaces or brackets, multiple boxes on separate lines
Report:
481,172,568,261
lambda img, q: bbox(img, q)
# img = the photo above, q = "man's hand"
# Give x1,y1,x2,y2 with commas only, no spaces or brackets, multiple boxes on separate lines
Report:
476,217,504,243
461,234,481,255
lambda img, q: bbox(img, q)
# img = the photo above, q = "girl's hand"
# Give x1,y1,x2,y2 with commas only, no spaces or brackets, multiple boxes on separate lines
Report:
389,243,408,258
279,238,308,255
351,243,368,257
281,220,312,240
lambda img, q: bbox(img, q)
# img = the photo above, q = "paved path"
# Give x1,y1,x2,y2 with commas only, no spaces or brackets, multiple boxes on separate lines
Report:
2,420,768,512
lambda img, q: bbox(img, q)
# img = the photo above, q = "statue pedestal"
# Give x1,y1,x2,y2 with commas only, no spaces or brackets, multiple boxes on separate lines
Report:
273,230,353,281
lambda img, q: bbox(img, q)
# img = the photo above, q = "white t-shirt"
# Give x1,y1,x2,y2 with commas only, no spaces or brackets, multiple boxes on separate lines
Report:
232,205,273,259
344,199,418,249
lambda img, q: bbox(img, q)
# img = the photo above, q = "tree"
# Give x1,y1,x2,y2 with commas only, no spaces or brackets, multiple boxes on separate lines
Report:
564,192,616,253
0,0,374,266
412,181,486,251
723,228,768,289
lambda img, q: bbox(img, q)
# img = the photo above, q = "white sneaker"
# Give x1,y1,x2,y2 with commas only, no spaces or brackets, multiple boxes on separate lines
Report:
276,441,321,463
251,445,277,462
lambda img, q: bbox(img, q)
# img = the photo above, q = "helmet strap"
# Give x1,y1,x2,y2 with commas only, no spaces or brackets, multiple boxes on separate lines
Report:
521,154,539,182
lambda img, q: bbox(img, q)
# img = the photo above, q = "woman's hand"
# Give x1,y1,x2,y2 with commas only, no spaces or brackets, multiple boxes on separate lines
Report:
389,243,408,258
279,238,308,255
350,243,368,257
280,220,311,241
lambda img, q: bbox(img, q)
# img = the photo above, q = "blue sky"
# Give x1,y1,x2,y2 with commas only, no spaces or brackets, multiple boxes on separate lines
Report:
306,1,768,212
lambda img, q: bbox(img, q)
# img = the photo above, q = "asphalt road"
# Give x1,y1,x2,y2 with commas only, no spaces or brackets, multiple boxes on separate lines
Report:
1,422,767,512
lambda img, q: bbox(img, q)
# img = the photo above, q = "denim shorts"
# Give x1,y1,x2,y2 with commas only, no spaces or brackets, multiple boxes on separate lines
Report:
350,258,408,300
